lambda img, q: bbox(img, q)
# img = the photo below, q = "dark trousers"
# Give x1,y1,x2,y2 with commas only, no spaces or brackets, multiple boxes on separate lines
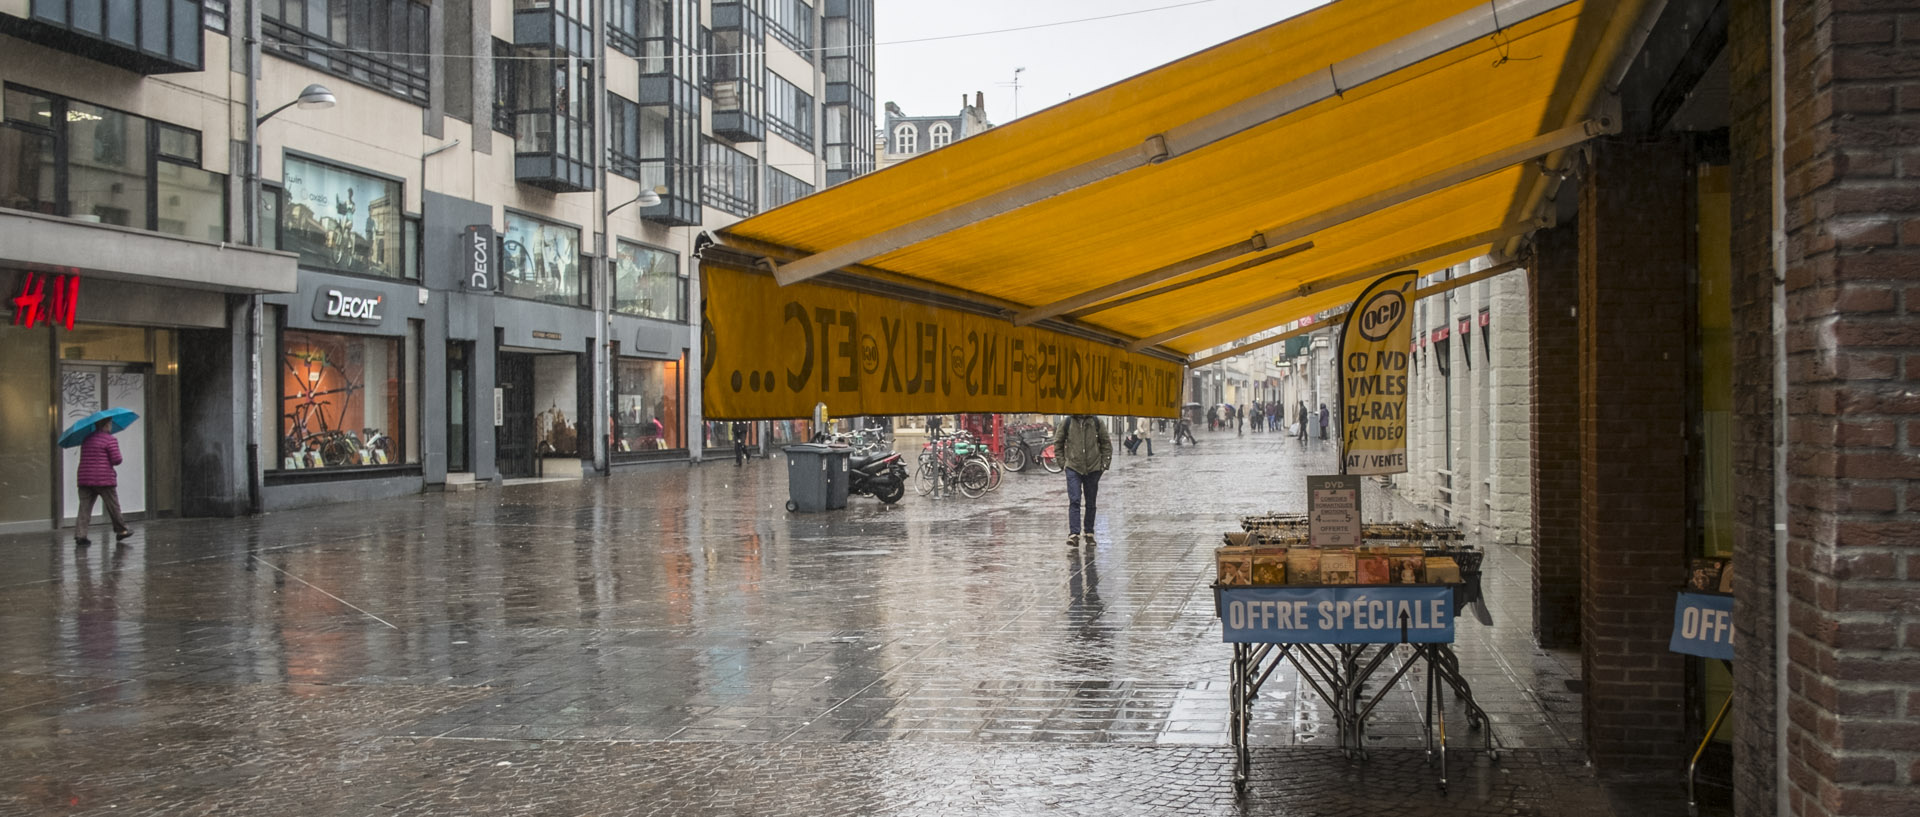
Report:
75,485,126,539
1066,468,1102,537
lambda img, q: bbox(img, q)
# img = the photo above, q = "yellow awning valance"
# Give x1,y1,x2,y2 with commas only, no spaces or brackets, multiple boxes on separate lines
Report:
704,0,1642,417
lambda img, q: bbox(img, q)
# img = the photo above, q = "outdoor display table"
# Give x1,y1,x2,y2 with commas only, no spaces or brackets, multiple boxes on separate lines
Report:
1671,589,1735,816
1215,583,1498,792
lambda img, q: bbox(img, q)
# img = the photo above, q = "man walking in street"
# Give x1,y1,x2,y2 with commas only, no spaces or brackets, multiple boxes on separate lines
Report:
1055,413,1112,548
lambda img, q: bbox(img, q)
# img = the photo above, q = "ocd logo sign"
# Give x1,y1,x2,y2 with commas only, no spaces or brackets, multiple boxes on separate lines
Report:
312,287,386,325
1356,289,1406,342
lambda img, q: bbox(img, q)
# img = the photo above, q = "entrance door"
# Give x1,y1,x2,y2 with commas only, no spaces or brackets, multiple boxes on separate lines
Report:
496,352,536,478
60,364,148,520
447,342,471,473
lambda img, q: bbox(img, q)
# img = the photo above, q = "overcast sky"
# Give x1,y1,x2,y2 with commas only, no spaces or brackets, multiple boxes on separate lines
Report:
874,0,1326,126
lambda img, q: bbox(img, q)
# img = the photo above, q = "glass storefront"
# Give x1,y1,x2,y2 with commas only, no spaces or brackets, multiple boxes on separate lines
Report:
613,356,682,453
281,155,411,279
613,240,683,321
501,212,585,306
0,318,179,527
274,327,417,470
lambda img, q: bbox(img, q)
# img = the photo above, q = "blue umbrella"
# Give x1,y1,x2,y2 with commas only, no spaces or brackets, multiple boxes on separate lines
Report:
58,407,139,448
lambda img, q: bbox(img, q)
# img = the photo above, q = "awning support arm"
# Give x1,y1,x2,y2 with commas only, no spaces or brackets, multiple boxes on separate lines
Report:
1126,222,1536,352
1023,118,1608,327
1184,259,1526,368
769,0,1581,288
1063,240,1315,321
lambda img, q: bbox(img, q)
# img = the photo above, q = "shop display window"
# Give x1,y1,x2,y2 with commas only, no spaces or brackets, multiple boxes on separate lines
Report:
281,156,411,279
613,240,683,321
277,329,410,470
501,213,586,306
614,357,682,452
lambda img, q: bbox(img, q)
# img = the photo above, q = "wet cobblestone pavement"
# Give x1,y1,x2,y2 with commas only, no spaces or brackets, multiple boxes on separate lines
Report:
2,430,1639,816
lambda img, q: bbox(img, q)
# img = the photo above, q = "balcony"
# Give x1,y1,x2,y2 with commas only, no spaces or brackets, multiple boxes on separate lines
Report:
2,0,205,74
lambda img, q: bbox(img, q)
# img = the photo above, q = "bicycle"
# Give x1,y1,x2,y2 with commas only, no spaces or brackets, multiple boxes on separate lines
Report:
280,344,366,468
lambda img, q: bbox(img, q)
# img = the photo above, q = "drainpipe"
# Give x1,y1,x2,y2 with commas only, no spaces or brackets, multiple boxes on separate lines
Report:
594,14,611,477
1770,0,1791,813
244,0,264,515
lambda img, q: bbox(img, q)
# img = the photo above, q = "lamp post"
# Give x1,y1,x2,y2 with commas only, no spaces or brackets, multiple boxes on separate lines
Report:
243,8,335,514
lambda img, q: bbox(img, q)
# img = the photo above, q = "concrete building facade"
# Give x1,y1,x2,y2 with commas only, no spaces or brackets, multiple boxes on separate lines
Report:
0,0,876,531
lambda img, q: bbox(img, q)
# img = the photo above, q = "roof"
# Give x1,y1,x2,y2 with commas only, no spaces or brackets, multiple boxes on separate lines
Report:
715,0,1641,360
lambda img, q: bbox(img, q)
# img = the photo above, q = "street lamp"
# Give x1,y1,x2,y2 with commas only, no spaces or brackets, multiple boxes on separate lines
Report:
256,83,336,127
607,185,666,216
242,74,336,514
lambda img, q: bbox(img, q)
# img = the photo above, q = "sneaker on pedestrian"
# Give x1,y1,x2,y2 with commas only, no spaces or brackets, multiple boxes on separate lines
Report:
74,537,90,547
1067,533,1081,547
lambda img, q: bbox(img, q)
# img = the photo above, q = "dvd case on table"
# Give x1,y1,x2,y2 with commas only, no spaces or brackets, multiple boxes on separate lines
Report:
1356,552,1390,585
1251,548,1289,585
1320,549,1356,585
1285,549,1322,585
1216,546,1253,586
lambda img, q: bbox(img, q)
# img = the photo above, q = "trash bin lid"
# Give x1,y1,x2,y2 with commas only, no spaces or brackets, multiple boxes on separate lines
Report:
783,443,832,453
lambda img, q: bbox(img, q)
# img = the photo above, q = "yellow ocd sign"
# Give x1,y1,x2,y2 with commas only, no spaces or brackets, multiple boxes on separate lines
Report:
701,265,1184,420
1337,271,1417,476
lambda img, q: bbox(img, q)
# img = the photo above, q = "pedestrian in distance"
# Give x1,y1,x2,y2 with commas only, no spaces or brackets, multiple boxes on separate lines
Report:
1173,417,1198,446
732,420,750,465
1124,426,1153,456
1237,405,1245,436
1319,403,1331,441
74,419,132,547
1055,413,1112,548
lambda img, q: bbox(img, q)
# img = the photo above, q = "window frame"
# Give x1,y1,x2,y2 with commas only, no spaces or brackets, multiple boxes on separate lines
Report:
891,122,916,155
261,0,432,106
280,151,418,280
499,209,589,307
929,121,952,149
766,71,814,151
612,239,686,322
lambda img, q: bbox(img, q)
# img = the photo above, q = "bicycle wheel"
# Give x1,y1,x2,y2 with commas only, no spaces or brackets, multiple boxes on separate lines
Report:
1002,443,1029,472
915,457,938,496
1039,445,1064,473
319,436,361,467
975,454,1002,492
957,460,991,498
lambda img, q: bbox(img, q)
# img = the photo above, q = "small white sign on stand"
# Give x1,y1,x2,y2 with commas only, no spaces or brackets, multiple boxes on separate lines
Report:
1308,474,1362,548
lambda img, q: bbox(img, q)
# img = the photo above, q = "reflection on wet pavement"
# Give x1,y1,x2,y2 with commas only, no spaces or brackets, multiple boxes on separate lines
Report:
2,430,1615,815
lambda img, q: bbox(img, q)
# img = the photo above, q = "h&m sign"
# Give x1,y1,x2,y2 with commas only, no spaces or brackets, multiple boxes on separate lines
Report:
463,224,496,291
312,286,386,325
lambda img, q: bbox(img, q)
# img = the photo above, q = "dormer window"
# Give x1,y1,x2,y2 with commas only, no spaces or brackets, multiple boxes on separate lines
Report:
892,123,916,155
929,122,951,149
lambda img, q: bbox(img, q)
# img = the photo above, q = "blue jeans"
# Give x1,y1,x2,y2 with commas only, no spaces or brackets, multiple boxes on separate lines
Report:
1066,468,1102,537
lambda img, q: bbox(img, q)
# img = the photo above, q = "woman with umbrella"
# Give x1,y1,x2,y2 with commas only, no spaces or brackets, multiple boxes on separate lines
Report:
61,407,137,546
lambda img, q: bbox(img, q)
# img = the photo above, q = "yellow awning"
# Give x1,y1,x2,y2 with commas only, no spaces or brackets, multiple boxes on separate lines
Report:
712,0,1638,365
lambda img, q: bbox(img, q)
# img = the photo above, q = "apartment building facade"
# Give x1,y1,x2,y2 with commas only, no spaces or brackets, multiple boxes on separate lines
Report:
0,0,876,531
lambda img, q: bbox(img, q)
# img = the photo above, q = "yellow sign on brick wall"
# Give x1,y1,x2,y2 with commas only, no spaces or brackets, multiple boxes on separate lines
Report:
702,265,1183,420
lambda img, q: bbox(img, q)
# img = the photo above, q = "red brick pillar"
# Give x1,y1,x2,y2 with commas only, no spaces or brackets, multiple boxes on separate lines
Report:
1579,136,1691,774
1531,224,1581,649
1741,3,1920,816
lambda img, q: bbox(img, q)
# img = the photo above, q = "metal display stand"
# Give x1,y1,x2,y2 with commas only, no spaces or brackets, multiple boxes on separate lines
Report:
1219,587,1499,792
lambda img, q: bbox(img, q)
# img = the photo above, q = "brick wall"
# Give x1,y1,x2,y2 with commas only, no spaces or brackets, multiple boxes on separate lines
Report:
1579,137,1691,774
1725,0,1780,812
1745,2,1920,816
1532,225,1581,648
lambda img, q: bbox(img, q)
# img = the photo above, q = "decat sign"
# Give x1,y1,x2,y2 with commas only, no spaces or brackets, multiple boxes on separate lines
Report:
312,286,385,325
463,224,495,290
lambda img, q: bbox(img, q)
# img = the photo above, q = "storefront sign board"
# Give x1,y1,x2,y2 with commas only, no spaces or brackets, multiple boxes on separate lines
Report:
1669,591,1735,661
463,224,495,291
701,265,1184,420
12,271,80,330
1307,474,1362,547
1337,271,1416,475
494,387,505,427
1219,585,1455,644
311,286,385,325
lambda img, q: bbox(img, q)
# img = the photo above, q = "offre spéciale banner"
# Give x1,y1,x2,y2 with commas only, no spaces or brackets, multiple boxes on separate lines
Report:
1337,271,1417,475
1218,585,1455,644
702,265,1185,420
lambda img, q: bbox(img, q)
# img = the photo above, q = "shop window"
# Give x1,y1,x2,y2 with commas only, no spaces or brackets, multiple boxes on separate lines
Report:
280,155,413,279
0,85,226,239
262,0,431,106
929,121,951,149
500,212,585,306
613,241,684,321
276,328,411,471
614,356,683,453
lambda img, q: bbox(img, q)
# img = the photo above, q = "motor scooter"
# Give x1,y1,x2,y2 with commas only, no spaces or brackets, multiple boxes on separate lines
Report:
848,449,908,504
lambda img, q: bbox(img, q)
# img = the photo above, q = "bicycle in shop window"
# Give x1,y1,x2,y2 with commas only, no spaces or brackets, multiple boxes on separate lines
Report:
281,346,394,468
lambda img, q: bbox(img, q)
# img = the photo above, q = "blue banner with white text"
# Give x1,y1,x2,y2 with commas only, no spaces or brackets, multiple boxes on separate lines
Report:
1669,592,1735,661
1218,585,1455,644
